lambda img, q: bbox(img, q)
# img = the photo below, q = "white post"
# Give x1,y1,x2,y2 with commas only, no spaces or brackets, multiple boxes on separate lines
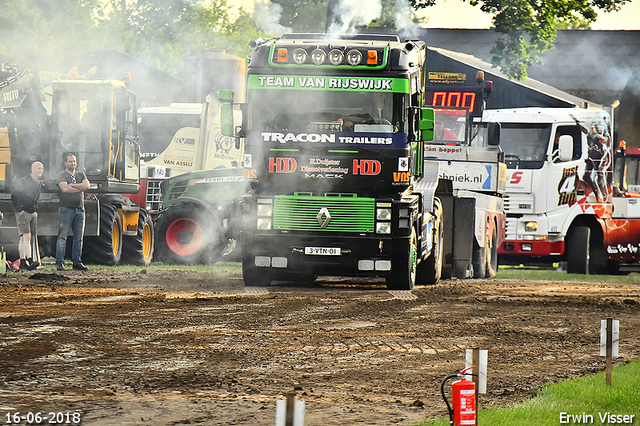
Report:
275,394,305,426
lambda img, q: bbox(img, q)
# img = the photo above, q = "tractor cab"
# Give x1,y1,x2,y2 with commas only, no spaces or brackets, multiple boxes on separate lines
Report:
50,80,140,193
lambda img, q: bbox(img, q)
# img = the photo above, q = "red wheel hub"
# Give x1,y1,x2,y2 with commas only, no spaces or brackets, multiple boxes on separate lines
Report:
166,218,204,256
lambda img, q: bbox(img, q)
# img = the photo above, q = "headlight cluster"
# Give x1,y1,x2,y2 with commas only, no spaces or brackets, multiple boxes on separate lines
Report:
275,46,381,66
376,203,392,234
256,198,273,230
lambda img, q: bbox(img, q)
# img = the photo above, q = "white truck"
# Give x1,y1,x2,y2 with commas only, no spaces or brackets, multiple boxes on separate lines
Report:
485,107,640,274
423,82,507,279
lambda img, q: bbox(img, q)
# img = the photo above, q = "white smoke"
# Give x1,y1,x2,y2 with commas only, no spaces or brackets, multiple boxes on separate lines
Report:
326,0,383,35
253,1,292,36
394,0,420,38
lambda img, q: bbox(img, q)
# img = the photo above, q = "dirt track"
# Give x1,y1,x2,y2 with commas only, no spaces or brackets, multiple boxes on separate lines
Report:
1,267,639,425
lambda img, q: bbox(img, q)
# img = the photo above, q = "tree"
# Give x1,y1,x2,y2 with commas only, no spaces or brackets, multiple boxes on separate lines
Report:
0,0,260,76
410,0,631,79
0,0,108,69
98,0,260,74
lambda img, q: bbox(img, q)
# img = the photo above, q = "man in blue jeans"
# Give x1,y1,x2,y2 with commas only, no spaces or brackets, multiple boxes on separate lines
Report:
56,153,90,271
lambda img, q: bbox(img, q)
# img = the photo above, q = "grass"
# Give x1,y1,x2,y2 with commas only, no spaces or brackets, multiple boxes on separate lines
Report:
36,259,242,274
418,358,640,425
496,265,640,284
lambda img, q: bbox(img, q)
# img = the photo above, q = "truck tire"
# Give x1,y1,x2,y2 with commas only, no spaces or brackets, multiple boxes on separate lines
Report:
566,226,590,274
154,203,225,265
122,209,154,266
83,204,123,265
473,223,498,279
417,199,443,285
386,228,417,290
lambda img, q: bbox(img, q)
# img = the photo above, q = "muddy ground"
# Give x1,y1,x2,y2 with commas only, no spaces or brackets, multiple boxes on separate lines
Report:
1,266,639,426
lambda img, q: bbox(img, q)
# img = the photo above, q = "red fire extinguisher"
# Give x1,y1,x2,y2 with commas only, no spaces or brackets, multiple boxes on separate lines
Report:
441,366,477,426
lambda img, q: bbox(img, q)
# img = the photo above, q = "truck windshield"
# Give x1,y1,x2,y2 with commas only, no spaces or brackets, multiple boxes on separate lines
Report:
55,87,109,176
248,89,405,134
500,123,552,169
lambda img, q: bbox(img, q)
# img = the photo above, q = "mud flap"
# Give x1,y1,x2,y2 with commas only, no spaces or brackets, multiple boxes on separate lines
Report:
452,197,475,278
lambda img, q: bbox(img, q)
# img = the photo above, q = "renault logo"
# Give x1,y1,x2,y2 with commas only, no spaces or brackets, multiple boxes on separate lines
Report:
317,208,331,228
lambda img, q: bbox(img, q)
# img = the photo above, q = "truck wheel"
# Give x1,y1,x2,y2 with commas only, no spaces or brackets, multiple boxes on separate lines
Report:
417,199,443,285
154,203,225,265
242,259,272,287
83,204,123,265
566,226,590,274
122,209,154,266
386,228,417,290
472,238,487,279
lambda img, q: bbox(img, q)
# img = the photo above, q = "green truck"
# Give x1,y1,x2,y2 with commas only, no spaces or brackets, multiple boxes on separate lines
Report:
219,34,451,290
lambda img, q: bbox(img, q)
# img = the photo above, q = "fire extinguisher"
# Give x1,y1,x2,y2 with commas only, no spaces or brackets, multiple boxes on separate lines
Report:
441,366,477,426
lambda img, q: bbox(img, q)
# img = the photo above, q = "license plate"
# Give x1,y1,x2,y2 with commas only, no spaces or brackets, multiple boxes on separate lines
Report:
304,247,341,256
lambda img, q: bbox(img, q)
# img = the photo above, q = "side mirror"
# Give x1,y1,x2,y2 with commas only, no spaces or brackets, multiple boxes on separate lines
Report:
487,122,501,146
419,108,435,141
218,89,235,103
558,135,573,162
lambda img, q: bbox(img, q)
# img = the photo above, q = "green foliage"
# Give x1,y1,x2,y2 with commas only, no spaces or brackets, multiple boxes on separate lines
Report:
0,0,259,75
0,0,107,66
406,0,629,80
99,0,258,74
418,358,640,426
457,0,628,80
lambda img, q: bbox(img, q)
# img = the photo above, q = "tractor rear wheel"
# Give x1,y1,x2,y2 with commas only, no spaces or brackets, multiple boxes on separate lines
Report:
154,203,225,265
83,204,123,265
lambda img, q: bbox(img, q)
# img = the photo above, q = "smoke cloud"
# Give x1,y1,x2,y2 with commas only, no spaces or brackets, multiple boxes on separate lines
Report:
253,1,293,36
326,0,382,35
393,0,420,38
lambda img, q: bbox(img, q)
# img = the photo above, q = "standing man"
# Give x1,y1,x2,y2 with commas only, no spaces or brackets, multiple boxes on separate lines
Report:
11,161,44,270
56,153,90,271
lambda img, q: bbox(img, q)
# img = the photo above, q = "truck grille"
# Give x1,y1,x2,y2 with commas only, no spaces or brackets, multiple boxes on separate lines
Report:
145,179,163,212
505,217,518,240
273,195,375,233
503,193,535,214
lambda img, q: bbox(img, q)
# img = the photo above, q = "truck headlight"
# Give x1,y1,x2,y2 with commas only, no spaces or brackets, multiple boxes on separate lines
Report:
328,49,344,65
376,208,392,221
257,203,273,216
376,222,391,234
292,48,307,64
346,49,362,66
257,218,272,230
524,221,538,232
311,49,326,65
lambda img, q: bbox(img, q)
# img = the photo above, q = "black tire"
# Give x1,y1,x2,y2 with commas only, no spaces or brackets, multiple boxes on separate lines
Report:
566,226,590,274
386,228,417,290
242,259,272,287
417,199,443,285
472,238,487,278
122,209,154,266
154,203,225,265
83,204,123,265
